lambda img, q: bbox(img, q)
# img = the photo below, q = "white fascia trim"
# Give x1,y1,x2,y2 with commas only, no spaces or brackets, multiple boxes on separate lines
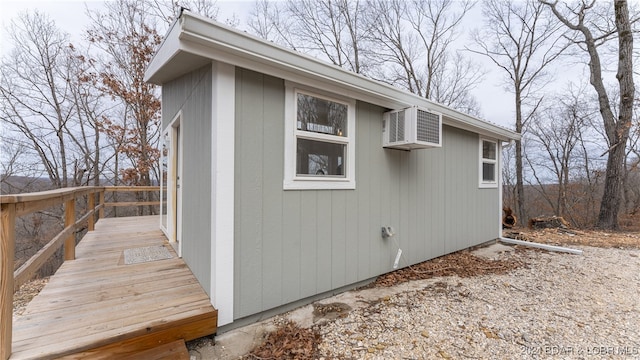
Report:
144,16,181,82
173,12,520,142
211,61,235,326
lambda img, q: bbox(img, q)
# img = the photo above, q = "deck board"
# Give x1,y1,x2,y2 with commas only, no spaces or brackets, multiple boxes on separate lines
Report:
10,216,217,360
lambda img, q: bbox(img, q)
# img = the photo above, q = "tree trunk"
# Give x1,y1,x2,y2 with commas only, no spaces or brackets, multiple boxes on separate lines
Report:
515,139,525,225
596,0,635,229
542,0,635,229
598,144,627,228
514,87,526,225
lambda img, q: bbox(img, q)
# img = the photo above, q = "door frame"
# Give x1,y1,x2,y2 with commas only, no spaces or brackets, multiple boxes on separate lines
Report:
161,111,183,257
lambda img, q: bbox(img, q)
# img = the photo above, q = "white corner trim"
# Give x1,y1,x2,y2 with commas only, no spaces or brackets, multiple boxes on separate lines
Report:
211,61,235,326
497,140,504,237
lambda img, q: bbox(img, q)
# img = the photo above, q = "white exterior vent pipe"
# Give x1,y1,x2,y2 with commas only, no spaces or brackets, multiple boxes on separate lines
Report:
499,237,583,255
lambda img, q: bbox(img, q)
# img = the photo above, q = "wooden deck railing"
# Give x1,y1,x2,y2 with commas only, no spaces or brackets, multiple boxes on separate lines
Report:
0,186,160,360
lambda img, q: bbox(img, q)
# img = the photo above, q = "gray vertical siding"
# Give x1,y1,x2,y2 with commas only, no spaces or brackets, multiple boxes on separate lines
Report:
233,68,499,319
162,65,213,296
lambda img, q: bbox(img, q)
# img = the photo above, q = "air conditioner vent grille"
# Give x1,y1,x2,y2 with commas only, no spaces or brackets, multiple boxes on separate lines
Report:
396,110,405,142
382,106,441,150
389,112,397,142
416,110,440,144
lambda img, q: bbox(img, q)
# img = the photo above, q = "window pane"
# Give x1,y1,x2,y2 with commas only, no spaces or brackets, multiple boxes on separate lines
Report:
297,138,346,177
482,140,496,160
297,93,347,137
483,162,496,182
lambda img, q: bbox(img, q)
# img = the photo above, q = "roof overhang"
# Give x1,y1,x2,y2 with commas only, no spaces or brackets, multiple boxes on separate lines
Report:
145,11,520,142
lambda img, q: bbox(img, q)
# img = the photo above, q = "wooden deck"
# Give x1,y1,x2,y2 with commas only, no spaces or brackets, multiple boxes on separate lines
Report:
10,216,217,360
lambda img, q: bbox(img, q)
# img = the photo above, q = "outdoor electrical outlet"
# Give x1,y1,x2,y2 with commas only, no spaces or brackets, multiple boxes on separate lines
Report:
382,226,394,238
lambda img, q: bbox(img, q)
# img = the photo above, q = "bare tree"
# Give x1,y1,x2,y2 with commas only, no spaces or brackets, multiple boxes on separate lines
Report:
542,0,636,229
248,0,482,114
0,137,44,193
526,85,596,225
0,11,76,188
468,0,568,225
365,0,483,112
144,0,220,25
622,96,640,215
249,0,369,74
248,0,292,46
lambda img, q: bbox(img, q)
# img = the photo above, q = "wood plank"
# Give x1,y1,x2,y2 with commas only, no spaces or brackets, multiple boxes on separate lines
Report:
10,215,217,360
1,203,16,360
87,194,95,231
21,273,198,314
98,191,105,218
13,223,75,289
64,199,76,260
0,187,102,204
54,315,215,360
118,339,190,360
104,201,161,207
14,311,216,360
13,284,209,338
104,186,160,192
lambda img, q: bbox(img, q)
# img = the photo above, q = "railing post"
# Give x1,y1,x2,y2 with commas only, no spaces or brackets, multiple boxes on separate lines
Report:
88,193,95,232
64,198,76,261
99,191,105,219
1,203,16,360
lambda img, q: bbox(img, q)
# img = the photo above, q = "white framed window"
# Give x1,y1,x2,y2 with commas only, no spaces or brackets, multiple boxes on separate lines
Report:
284,83,356,190
479,138,498,188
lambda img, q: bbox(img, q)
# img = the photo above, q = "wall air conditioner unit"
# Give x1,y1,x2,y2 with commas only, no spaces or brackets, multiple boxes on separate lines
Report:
382,106,442,150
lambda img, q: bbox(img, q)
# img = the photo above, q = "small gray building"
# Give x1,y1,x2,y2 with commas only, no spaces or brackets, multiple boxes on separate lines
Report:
145,11,520,330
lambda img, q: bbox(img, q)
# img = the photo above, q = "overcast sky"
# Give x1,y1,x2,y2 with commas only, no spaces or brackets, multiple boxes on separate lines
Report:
0,0,596,130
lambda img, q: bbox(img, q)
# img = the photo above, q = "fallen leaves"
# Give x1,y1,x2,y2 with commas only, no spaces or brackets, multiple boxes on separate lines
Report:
244,321,319,360
510,228,640,249
373,251,523,287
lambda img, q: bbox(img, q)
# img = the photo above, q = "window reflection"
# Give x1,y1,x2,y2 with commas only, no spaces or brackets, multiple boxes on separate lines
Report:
297,94,347,137
296,138,345,177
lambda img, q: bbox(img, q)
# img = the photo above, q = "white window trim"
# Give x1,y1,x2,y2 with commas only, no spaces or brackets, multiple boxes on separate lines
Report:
479,137,498,188
284,82,356,190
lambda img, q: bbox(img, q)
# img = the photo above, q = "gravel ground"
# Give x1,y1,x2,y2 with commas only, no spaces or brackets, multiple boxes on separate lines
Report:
13,277,49,319
316,246,640,359
13,230,639,359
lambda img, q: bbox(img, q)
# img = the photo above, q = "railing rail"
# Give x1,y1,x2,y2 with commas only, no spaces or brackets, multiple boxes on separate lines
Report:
0,185,160,360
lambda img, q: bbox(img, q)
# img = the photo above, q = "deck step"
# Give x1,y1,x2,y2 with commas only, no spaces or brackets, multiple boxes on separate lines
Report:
53,311,217,360
59,339,191,360
120,339,190,360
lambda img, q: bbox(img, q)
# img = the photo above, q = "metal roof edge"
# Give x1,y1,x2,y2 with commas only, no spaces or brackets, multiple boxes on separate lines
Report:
149,11,520,141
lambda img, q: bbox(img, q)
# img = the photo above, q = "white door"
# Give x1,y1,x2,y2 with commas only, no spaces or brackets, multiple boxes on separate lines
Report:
164,114,183,257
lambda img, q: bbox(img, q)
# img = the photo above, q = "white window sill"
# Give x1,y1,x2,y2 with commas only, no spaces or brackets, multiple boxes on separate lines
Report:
283,179,356,190
479,182,498,189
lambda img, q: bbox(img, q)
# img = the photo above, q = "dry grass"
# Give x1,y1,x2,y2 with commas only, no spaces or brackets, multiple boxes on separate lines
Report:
515,228,640,249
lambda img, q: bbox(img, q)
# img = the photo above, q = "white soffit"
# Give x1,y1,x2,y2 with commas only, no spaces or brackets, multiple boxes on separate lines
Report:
145,11,520,142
